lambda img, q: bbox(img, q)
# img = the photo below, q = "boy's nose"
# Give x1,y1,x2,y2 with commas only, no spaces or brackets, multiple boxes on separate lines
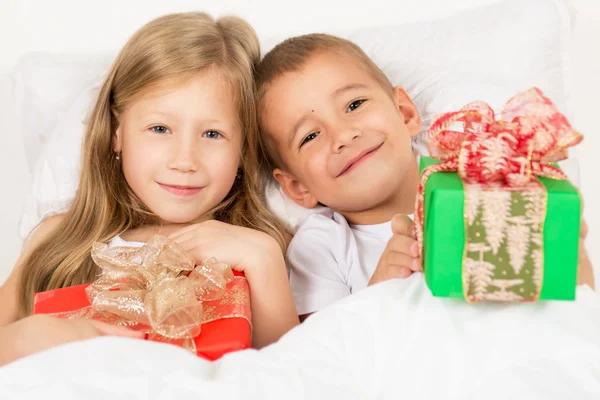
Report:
333,127,361,152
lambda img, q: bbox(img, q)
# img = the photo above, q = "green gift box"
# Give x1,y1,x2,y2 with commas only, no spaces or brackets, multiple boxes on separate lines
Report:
419,156,580,301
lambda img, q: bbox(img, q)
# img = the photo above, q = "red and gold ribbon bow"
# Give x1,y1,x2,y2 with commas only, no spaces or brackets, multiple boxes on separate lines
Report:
56,235,251,352
414,87,582,301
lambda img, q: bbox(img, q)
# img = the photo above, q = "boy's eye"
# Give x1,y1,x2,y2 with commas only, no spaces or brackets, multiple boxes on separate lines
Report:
150,125,170,134
300,131,320,148
203,130,222,139
347,99,366,112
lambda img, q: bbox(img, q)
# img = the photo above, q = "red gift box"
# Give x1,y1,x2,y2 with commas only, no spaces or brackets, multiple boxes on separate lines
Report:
33,271,251,361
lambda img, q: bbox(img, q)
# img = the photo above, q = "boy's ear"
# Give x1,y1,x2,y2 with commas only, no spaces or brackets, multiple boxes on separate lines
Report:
111,109,122,153
273,168,319,209
393,87,422,137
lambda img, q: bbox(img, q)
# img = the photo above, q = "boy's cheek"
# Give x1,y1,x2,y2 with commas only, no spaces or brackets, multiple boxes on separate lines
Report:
304,154,330,181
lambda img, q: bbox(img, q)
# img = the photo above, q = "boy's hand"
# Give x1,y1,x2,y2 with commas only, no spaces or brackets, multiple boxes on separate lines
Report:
369,214,421,286
577,218,594,290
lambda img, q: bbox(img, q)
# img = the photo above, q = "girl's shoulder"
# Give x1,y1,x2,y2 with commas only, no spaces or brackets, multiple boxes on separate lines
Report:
0,214,67,324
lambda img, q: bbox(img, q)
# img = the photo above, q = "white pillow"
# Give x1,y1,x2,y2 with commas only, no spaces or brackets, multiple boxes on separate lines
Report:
13,54,112,172
19,84,100,238
16,0,579,237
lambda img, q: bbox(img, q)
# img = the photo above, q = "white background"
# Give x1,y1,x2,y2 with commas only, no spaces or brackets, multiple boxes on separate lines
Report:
0,0,598,285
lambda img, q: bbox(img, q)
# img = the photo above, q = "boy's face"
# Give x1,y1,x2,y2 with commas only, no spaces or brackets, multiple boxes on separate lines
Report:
261,52,421,217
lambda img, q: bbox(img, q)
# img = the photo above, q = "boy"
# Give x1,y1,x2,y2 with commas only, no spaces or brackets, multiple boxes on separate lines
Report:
255,34,594,319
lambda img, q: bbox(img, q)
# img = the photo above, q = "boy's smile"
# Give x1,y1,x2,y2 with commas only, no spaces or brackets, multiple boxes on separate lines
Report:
336,142,384,177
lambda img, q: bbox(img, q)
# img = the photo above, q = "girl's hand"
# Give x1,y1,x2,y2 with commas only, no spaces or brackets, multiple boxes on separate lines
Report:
168,220,280,277
0,315,143,366
169,221,299,348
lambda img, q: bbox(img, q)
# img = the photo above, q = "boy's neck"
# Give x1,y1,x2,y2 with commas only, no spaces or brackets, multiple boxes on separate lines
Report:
339,154,420,225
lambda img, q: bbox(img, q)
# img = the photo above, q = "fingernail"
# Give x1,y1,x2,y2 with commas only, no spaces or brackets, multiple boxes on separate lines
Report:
412,258,421,271
411,242,419,257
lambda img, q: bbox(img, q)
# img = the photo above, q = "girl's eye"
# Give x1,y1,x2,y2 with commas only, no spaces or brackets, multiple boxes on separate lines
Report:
150,125,170,134
300,131,320,148
203,130,222,139
347,99,366,112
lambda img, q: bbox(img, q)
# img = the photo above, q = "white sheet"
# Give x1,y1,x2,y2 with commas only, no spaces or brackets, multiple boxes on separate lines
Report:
2,276,599,399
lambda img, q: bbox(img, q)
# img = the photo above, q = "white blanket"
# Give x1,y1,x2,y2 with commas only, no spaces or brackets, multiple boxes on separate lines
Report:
2,275,600,399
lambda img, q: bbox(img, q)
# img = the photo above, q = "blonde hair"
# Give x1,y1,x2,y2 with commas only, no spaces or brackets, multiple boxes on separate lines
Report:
255,33,394,172
18,12,287,316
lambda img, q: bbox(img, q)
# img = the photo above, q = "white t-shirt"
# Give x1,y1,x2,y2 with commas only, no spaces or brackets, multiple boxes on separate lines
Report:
287,211,398,315
108,235,144,248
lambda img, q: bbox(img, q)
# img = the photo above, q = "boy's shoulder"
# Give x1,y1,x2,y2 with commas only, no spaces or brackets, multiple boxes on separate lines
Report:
293,211,353,236
288,211,354,254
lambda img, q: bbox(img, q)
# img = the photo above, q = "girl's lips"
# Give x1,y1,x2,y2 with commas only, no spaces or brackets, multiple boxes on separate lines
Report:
157,183,203,196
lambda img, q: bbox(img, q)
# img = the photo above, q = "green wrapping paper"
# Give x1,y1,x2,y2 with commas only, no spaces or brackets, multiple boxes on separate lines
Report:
420,156,580,301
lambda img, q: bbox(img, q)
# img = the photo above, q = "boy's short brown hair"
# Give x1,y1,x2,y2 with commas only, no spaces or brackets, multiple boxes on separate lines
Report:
256,33,394,172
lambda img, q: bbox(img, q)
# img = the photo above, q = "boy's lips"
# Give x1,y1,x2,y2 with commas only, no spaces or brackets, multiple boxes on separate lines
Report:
157,182,204,197
336,143,383,177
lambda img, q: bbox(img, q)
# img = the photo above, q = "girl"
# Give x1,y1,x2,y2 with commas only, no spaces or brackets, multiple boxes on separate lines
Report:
0,12,299,365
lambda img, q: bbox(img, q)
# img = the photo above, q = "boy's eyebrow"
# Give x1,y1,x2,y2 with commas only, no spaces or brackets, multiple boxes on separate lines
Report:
332,83,370,97
288,115,311,148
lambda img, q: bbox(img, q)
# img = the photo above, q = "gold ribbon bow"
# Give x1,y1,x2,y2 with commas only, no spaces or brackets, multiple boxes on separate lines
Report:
58,235,250,352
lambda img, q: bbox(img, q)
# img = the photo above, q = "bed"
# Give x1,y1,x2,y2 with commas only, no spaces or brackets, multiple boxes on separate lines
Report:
1,0,599,397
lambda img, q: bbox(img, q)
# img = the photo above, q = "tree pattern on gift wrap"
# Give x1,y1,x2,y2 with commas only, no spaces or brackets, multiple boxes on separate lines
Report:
465,183,481,226
524,189,546,231
532,248,543,292
485,279,524,301
506,216,530,274
479,136,513,182
480,187,511,255
464,181,546,301
464,243,495,300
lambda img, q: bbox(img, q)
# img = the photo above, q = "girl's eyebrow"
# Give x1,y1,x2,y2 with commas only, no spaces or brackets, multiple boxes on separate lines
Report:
139,111,225,126
139,111,177,120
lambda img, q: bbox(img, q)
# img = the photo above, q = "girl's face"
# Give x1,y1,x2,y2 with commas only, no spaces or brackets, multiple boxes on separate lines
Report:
113,68,242,224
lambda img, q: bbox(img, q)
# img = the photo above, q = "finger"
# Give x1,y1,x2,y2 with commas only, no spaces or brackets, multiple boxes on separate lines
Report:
369,265,412,286
174,237,198,255
90,321,145,338
169,229,204,246
386,234,419,257
580,219,588,240
385,264,413,279
391,214,415,238
385,252,422,272
167,224,201,240
174,237,212,263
